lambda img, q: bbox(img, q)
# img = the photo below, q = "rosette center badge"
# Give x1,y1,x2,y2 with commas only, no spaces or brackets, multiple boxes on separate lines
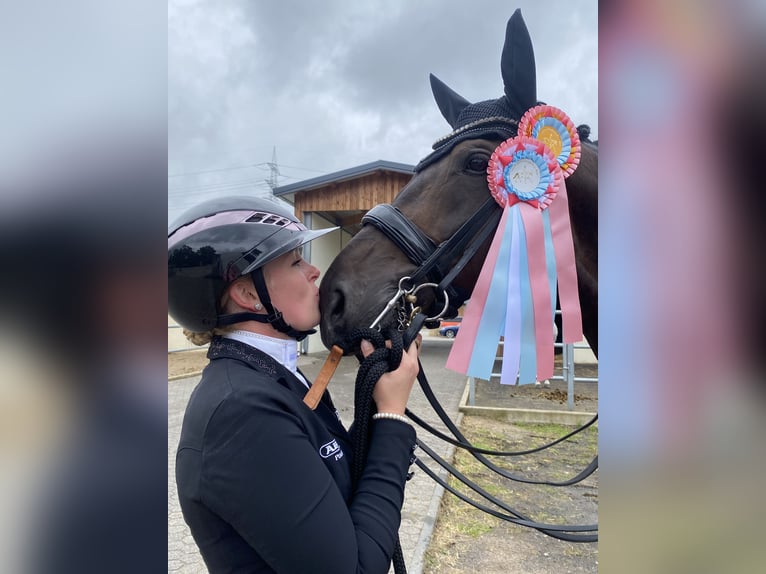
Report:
518,104,582,178
535,125,563,158
507,158,541,195
488,136,561,210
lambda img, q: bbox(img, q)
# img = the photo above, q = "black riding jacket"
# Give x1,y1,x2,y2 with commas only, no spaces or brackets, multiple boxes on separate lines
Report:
176,337,417,574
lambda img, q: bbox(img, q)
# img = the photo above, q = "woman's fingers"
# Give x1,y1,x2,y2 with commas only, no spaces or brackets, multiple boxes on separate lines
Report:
362,334,421,360
406,334,422,358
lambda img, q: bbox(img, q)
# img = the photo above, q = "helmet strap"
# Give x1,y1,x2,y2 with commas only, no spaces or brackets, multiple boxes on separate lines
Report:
217,312,271,327
246,268,316,342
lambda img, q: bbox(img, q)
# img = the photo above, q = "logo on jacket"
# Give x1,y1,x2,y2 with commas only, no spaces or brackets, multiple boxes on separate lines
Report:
319,439,344,461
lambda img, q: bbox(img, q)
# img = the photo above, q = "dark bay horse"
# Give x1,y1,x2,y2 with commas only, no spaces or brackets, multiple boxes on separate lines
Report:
320,10,598,358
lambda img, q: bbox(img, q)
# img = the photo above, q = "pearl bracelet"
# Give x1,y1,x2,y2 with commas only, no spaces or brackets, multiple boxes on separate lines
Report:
372,412,411,426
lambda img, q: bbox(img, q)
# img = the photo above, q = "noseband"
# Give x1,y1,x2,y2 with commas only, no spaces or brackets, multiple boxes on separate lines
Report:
362,196,502,320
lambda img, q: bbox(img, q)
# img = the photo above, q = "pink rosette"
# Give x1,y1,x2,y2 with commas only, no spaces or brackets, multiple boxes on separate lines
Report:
486,135,563,210
518,104,581,178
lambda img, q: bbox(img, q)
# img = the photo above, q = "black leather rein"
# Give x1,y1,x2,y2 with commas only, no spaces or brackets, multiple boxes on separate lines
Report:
359,194,599,542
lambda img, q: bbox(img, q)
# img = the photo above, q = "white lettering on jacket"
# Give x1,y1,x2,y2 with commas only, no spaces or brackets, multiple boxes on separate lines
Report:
319,439,341,459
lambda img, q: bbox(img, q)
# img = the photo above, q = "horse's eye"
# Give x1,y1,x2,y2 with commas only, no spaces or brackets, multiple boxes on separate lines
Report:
465,154,489,174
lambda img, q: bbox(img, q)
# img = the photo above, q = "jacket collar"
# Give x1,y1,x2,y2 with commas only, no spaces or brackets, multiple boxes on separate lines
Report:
208,336,283,377
222,330,302,380
207,337,348,436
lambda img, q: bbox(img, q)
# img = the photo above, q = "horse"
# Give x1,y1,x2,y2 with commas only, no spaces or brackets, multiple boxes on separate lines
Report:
319,9,598,360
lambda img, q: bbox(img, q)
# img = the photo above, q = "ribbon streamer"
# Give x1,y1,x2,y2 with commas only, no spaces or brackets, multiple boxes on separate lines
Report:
446,105,583,385
500,211,521,383
445,207,510,376
547,180,583,344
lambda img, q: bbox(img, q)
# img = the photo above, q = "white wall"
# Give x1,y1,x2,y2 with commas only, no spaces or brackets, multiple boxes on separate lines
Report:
304,213,353,354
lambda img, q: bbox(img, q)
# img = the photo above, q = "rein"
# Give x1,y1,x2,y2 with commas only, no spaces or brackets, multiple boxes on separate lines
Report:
344,314,598,548
304,187,596,573
355,193,599,544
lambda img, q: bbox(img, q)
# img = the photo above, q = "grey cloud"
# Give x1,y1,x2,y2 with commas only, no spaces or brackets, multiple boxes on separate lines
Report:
168,0,597,221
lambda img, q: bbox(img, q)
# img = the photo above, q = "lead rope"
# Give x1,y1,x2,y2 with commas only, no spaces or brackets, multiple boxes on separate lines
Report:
323,282,597,554
344,313,424,574
344,324,413,574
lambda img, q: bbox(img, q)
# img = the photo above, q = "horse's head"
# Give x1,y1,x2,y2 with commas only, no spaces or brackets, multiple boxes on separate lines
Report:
319,9,598,353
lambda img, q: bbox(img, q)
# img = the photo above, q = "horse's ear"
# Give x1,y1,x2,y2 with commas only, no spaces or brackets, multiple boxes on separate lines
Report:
501,9,537,116
430,73,471,129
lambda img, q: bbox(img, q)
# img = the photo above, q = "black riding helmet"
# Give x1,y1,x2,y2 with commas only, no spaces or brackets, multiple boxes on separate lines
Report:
168,196,337,339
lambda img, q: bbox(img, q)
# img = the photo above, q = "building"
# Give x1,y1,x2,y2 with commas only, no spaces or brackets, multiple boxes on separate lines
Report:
273,160,414,353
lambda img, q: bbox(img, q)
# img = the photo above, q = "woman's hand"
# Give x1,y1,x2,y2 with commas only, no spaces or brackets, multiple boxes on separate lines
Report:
361,335,421,415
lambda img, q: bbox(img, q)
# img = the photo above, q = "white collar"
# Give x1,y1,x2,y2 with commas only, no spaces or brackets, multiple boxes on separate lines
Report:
223,330,305,386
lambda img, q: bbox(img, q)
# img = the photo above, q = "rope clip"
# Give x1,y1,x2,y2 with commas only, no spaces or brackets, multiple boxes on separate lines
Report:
369,276,450,332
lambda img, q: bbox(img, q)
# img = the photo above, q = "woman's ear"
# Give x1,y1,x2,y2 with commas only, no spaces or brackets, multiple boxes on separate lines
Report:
226,277,260,311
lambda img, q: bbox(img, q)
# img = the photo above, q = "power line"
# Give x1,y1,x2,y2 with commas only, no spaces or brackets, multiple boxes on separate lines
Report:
276,163,329,174
168,160,330,179
169,184,273,200
169,149,333,197
168,177,272,195
168,162,268,179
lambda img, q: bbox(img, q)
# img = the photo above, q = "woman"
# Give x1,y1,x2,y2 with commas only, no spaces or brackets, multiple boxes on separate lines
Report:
169,196,420,574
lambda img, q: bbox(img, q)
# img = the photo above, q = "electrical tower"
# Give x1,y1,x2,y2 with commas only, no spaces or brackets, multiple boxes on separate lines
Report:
265,146,280,190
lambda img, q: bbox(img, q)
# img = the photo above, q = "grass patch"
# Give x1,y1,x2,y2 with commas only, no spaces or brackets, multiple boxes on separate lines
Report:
456,519,494,538
423,414,598,573
514,421,585,435
513,421,598,450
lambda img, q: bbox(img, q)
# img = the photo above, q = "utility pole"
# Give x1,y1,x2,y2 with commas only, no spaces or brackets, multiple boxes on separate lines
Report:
264,146,280,190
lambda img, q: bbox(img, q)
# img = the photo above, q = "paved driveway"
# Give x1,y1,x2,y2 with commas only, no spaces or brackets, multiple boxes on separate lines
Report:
168,335,468,573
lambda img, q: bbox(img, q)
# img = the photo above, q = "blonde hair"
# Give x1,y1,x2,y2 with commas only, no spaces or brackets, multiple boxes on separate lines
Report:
183,327,231,346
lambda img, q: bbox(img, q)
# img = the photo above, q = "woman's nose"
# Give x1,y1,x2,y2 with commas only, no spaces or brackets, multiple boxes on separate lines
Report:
308,263,320,282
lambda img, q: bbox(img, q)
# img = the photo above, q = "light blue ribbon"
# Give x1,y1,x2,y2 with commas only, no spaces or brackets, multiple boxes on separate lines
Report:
501,207,522,384
466,207,514,380
518,208,537,385
542,209,558,319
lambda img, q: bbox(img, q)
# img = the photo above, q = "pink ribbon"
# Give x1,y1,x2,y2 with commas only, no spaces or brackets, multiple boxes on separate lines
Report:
446,206,510,373
547,180,583,343
519,204,555,381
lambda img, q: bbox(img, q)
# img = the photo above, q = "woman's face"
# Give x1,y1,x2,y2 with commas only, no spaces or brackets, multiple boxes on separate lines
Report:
264,249,321,331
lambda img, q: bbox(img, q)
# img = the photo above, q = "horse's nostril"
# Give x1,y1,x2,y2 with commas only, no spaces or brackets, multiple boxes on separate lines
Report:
330,288,345,319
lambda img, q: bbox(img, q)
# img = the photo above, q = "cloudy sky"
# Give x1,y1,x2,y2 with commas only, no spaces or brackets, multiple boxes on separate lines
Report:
168,0,597,223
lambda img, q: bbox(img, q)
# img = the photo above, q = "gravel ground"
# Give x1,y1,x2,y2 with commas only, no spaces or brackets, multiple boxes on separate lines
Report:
168,337,599,574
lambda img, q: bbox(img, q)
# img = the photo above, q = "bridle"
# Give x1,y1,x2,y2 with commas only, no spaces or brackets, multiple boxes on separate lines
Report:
356,173,599,544
362,196,502,324
359,115,521,323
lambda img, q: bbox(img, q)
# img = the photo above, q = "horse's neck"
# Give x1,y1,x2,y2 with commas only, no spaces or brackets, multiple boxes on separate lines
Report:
567,145,598,356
